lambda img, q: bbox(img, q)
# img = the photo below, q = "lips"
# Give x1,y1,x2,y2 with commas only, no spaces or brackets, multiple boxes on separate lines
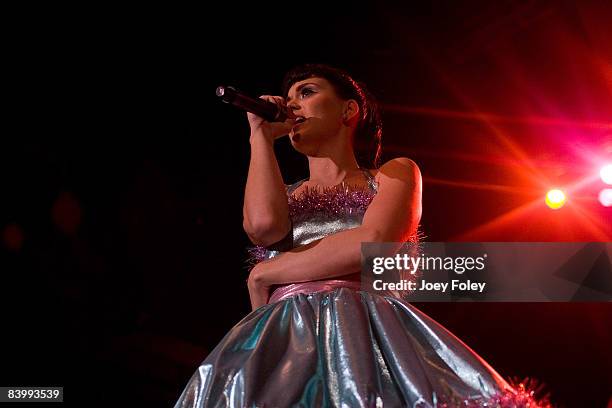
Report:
292,116,307,131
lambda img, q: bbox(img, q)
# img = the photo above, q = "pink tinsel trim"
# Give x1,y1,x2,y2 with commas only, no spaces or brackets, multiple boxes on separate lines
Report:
245,245,269,269
288,183,376,222
437,378,553,407
246,183,425,269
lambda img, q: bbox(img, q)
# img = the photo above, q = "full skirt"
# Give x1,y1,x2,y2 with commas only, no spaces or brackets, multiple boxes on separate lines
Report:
174,288,514,408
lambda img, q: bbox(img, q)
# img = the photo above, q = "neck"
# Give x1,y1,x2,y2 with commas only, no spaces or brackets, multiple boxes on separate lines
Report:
307,155,361,187
306,127,363,186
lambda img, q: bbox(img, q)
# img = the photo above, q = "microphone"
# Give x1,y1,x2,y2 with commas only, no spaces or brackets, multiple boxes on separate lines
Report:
215,86,292,122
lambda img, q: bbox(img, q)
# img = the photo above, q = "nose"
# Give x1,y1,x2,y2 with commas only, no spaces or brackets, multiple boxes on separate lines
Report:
287,99,302,115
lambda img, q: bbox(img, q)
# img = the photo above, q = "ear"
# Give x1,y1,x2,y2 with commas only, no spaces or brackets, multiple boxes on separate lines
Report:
343,99,360,123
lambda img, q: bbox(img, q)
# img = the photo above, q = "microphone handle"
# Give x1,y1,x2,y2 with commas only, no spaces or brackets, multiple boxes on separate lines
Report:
216,86,289,122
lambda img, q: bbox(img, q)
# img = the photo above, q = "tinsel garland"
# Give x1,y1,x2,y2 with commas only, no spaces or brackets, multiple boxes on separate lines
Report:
287,183,376,222
246,183,424,269
437,378,553,407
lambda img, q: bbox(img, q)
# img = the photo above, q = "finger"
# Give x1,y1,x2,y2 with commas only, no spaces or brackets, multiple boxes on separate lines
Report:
258,96,294,122
259,95,282,104
260,95,287,109
266,96,295,119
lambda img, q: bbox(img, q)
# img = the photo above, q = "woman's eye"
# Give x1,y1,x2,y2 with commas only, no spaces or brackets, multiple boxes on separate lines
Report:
300,88,314,98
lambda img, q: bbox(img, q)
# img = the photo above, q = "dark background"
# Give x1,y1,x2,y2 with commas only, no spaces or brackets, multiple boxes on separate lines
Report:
1,1,611,407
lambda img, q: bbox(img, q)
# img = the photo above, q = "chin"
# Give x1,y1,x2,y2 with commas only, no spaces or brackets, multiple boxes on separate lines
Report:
290,137,315,156
290,142,307,156
291,132,309,147
289,134,302,150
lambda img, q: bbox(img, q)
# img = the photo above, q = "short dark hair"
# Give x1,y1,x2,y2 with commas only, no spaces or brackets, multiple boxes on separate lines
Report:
282,64,383,169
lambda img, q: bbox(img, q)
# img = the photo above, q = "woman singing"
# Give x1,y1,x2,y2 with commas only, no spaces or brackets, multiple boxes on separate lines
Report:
174,64,548,407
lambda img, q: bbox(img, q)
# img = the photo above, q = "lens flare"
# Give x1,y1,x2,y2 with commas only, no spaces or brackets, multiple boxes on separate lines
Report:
545,189,566,209
598,188,612,207
600,164,612,185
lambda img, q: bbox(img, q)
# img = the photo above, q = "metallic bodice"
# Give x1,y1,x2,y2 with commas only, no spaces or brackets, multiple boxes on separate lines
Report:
244,169,380,303
260,168,379,261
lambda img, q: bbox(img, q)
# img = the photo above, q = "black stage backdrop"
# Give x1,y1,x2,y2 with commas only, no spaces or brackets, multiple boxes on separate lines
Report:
1,2,611,407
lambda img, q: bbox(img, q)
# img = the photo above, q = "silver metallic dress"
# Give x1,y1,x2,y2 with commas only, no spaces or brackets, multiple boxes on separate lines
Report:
174,169,535,408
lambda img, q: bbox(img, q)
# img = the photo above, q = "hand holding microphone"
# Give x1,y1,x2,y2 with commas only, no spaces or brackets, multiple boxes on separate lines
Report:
216,86,297,142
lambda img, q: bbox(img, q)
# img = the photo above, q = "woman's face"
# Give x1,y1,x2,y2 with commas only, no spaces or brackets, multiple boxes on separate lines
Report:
285,77,348,154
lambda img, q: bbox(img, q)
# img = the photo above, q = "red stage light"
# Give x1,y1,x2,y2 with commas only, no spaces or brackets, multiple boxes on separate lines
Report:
545,189,566,209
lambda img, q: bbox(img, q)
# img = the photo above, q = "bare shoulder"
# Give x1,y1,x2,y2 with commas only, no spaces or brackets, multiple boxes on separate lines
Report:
373,157,421,185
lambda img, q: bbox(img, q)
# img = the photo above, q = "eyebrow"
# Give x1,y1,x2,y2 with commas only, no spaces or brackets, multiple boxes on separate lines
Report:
286,82,318,103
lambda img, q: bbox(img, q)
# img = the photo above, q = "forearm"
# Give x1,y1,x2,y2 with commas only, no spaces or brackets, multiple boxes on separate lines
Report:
243,132,290,244
259,226,377,285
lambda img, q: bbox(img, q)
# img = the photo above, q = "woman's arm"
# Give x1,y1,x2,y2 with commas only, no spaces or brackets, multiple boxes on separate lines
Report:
243,132,290,246
242,96,296,247
248,158,422,308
